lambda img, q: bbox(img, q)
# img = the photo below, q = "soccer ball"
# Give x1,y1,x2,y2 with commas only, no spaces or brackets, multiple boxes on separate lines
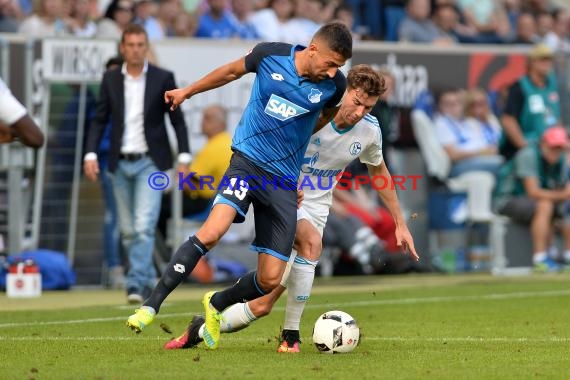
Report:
312,310,359,354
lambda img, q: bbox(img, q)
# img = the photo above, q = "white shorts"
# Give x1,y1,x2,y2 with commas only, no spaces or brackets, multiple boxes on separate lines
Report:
296,203,329,237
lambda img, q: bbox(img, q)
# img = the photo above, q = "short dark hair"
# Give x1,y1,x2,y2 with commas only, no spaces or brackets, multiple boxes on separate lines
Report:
312,22,353,60
121,23,148,43
347,64,385,97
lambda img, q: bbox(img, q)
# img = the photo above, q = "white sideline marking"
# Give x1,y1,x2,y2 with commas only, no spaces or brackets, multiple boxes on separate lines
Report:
1,336,569,343
1,289,569,330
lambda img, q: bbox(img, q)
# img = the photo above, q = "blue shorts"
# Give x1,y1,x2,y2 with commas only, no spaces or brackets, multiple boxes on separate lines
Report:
213,151,297,261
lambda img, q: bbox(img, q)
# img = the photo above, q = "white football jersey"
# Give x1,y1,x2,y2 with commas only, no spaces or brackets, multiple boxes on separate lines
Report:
298,113,383,212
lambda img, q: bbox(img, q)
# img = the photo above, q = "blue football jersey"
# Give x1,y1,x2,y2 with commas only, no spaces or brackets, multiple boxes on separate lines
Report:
232,42,346,181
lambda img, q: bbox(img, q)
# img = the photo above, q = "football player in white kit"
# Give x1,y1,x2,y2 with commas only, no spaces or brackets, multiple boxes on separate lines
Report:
164,64,419,352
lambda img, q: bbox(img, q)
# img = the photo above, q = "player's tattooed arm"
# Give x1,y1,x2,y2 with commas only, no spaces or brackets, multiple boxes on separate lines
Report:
313,106,339,132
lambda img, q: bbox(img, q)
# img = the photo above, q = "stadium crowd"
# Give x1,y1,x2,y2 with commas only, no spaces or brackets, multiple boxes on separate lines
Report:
0,0,568,46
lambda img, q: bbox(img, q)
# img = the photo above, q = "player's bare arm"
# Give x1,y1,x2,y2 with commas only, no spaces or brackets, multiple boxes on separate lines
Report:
165,57,249,111
367,162,419,261
8,115,45,148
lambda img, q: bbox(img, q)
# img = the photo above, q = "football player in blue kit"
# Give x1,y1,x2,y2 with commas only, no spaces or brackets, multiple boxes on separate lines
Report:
126,22,353,350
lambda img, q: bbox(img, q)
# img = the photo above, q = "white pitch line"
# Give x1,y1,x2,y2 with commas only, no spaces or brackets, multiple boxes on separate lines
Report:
1,336,569,343
1,289,569,330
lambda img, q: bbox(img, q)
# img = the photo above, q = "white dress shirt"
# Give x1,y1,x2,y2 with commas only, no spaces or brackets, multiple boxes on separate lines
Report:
121,61,149,154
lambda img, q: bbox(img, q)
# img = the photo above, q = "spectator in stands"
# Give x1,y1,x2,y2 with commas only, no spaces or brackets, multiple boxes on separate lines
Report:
133,0,162,40
96,0,135,39
456,0,511,43
284,0,326,45
0,77,44,148
18,0,69,37
83,25,190,304
172,10,198,36
512,12,539,44
494,125,570,272
249,0,294,41
322,200,385,275
522,0,555,15
331,181,400,256
333,3,361,41
195,0,241,38
344,0,382,39
66,0,97,37
0,0,20,32
231,0,260,39
536,11,554,41
398,0,454,44
434,87,503,177
156,0,180,37
543,8,570,53
500,43,560,160
157,104,232,240
384,0,406,41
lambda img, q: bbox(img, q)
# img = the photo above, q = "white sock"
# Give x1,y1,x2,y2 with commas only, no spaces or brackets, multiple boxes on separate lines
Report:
564,250,570,262
198,302,257,339
283,256,317,331
220,302,257,333
141,306,156,315
533,252,547,264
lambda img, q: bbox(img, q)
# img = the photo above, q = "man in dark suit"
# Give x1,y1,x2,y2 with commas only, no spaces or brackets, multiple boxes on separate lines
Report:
84,24,190,304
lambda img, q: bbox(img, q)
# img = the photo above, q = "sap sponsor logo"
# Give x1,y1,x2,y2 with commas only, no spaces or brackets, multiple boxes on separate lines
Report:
296,295,310,301
264,94,309,121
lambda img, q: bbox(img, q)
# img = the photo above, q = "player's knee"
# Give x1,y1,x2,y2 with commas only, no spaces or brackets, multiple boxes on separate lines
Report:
195,228,224,248
299,234,322,261
256,273,281,292
249,300,273,317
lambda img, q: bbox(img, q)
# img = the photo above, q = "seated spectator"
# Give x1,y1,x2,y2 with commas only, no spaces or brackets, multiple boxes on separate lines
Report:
195,0,241,38
536,11,553,41
231,0,260,39
512,12,539,44
19,0,69,37
398,0,454,44
156,0,181,37
434,87,503,178
333,3,361,41
543,8,570,53
157,104,232,239
456,0,511,42
96,0,135,39
133,0,163,40
384,0,406,41
283,0,325,45
0,0,20,32
494,126,570,272
66,0,97,37
249,0,294,41
172,10,198,36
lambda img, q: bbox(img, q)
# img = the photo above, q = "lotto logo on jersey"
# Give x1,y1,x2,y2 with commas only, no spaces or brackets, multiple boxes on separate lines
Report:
264,94,309,121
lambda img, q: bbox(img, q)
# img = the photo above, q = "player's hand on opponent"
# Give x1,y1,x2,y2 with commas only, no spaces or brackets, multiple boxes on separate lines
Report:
296,189,304,209
83,159,100,182
164,88,188,111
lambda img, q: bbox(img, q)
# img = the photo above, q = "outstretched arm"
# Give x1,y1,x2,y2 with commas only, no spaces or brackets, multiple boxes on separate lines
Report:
367,162,419,261
165,57,248,111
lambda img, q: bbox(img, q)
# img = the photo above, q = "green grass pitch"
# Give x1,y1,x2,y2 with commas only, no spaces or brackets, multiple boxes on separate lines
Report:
1,274,570,380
